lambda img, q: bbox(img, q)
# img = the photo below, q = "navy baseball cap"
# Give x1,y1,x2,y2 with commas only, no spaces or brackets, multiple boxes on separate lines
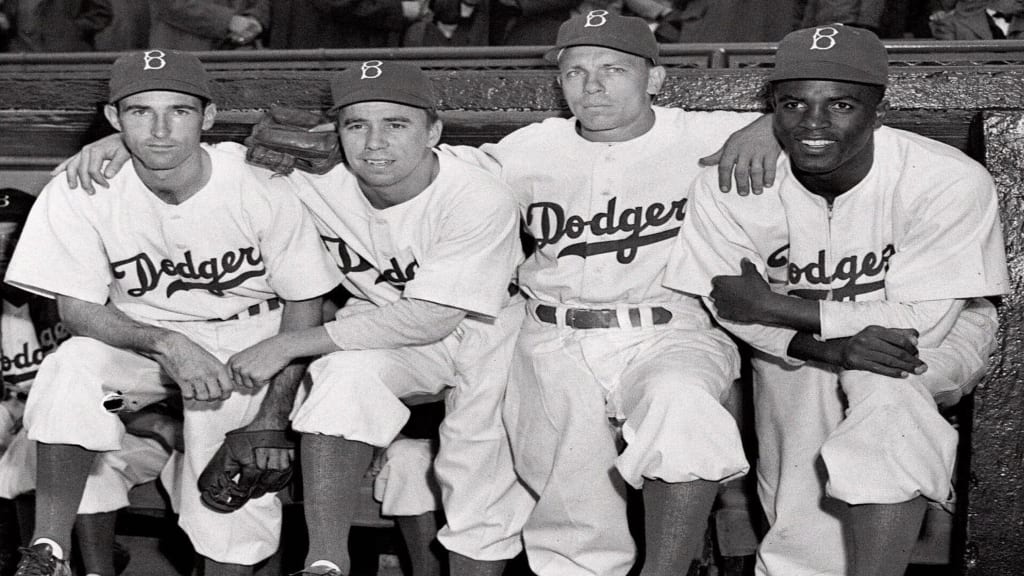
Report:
329,61,437,114
109,49,212,103
544,10,660,65
0,188,36,224
770,24,889,86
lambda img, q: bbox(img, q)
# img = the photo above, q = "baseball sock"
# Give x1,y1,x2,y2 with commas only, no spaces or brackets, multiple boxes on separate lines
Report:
34,442,97,557
75,511,117,576
301,433,374,575
449,551,506,576
847,497,927,576
395,513,442,576
640,478,718,576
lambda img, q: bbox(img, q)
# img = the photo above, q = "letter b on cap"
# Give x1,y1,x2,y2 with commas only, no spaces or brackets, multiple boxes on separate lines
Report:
810,27,839,50
585,10,608,27
143,50,167,70
361,60,383,80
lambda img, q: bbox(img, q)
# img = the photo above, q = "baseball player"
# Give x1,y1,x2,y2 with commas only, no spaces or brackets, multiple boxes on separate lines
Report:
4,50,341,576
224,61,532,576
439,11,780,576
665,25,1007,576
0,187,184,576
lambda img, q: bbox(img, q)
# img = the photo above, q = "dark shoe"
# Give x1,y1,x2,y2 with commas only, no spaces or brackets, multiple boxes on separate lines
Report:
13,544,70,576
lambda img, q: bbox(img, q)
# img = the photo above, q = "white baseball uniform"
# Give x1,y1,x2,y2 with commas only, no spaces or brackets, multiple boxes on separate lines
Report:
4,145,342,565
269,150,534,561
666,126,1008,576
444,106,759,576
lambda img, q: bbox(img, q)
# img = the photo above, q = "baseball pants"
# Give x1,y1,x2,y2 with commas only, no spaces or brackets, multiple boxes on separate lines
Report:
23,310,284,565
290,300,532,561
0,428,173,514
754,299,998,576
505,301,747,576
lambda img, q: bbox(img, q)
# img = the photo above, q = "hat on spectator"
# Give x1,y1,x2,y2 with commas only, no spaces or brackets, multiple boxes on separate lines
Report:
329,61,437,114
109,49,212,103
0,188,36,224
544,10,660,65
770,24,889,86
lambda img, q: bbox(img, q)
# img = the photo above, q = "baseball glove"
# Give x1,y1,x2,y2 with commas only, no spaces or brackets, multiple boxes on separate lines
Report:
198,428,296,513
244,106,341,175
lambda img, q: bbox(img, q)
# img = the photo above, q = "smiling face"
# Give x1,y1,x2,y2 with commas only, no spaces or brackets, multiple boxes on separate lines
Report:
772,79,888,198
557,45,665,143
337,101,442,208
104,90,214,175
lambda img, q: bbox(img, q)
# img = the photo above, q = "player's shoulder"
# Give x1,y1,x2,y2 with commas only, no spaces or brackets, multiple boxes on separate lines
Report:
878,126,991,183
497,115,575,149
435,153,519,213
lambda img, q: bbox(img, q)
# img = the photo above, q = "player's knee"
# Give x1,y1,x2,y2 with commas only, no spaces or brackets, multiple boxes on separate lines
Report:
309,349,394,389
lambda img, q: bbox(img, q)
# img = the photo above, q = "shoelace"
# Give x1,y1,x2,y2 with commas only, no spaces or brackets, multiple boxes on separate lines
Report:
14,547,58,576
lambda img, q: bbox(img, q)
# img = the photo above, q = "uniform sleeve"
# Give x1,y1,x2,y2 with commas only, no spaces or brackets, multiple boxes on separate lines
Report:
885,167,1009,301
324,297,465,350
820,298,963,347
247,174,341,301
4,181,111,304
665,171,799,359
437,144,503,176
402,183,522,318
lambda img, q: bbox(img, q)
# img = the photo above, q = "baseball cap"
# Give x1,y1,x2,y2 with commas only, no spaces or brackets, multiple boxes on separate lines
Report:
544,10,660,65
109,49,212,103
769,24,889,86
328,61,436,114
0,188,36,224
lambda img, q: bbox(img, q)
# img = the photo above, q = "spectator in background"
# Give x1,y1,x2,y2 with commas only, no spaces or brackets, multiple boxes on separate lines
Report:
1,0,111,52
93,0,150,50
930,0,1024,38
148,0,269,51
490,0,581,45
404,0,490,46
267,0,409,48
799,0,886,33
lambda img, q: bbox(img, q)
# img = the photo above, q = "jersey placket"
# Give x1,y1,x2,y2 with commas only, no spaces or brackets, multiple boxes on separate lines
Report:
579,145,619,304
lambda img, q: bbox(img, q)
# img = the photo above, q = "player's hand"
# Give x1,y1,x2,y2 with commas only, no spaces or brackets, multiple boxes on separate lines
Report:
155,333,234,401
50,134,130,194
226,336,294,389
710,258,772,323
239,404,294,470
699,113,780,196
834,326,927,378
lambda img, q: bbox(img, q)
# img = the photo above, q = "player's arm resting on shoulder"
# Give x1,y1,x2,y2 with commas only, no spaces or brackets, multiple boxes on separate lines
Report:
51,133,130,194
698,113,780,196
56,295,234,401
436,143,504,176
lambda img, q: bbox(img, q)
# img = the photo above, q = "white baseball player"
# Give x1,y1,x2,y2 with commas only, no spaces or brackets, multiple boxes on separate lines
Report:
4,50,341,576
440,11,780,576
222,61,533,576
665,25,1008,576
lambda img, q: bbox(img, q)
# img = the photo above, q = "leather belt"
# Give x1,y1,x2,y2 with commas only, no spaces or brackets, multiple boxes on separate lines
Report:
534,304,673,329
218,298,281,322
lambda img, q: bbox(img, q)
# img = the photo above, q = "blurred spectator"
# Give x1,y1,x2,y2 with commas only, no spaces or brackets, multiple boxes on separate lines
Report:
148,0,269,51
800,0,886,33
930,0,1024,38
1,0,111,52
490,0,581,45
267,0,407,48
94,0,150,50
404,0,490,46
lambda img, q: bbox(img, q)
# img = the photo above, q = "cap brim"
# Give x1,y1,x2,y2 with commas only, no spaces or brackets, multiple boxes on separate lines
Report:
328,88,435,114
543,42,660,65
110,79,211,103
768,61,887,86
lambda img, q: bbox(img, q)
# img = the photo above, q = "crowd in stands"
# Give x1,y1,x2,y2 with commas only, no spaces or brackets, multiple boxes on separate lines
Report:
0,0,1021,53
